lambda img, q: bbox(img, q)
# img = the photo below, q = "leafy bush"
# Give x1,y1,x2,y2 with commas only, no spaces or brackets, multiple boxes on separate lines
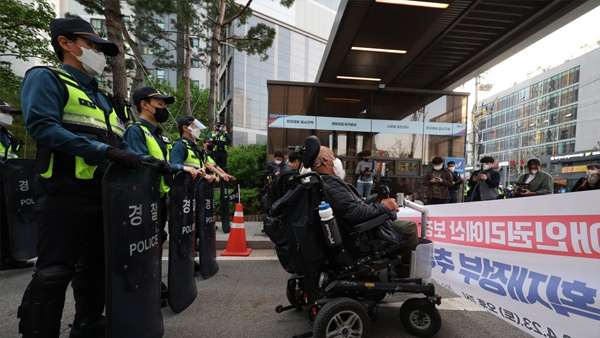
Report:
226,143,267,189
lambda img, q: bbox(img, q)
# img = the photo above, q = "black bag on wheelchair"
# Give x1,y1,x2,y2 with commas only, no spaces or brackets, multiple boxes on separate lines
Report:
263,184,324,275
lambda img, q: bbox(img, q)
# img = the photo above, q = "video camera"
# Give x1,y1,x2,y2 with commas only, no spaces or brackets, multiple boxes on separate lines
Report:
514,183,529,194
215,121,224,133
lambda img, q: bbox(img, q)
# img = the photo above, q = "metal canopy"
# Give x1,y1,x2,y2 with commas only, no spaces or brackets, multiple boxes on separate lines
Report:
317,0,599,90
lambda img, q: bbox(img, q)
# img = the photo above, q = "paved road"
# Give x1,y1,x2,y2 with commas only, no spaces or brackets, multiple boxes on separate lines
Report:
0,251,531,338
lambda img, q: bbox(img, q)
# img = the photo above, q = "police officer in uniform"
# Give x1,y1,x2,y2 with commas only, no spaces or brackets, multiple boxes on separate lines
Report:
200,136,234,180
123,87,202,305
18,17,141,337
170,116,213,183
208,121,231,170
0,99,32,270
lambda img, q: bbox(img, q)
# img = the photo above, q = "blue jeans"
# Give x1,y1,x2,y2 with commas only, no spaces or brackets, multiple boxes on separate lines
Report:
356,182,374,198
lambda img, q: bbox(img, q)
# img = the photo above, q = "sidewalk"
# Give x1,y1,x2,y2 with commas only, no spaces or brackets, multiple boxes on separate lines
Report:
162,221,274,250
215,221,273,249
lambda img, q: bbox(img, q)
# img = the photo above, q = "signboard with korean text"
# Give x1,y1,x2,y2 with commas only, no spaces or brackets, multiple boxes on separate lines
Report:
269,115,466,136
398,191,600,338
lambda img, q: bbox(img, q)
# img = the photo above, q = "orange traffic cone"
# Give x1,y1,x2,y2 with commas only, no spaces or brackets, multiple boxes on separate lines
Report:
221,203,252,256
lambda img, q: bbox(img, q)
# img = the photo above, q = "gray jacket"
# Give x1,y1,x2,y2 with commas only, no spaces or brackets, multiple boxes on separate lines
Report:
355,160,377,183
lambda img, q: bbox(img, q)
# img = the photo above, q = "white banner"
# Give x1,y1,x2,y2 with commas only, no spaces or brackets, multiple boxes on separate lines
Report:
268,115,466,136
398,191,600,338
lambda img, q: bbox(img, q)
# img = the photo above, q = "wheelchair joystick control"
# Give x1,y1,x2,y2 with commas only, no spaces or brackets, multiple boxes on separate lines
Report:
318,202,342,247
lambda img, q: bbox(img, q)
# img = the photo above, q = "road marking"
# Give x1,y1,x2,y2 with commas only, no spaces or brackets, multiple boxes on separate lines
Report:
380,297,485,311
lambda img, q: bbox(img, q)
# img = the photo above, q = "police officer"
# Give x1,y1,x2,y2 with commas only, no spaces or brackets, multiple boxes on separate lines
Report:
18,17,141,338
170,116,213,183
207,121,231,169
125,87,206,303
200,136,235,181
0,99,32,270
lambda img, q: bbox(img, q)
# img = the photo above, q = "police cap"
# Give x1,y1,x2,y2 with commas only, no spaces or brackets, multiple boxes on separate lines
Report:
132,87,175,105
50,17,119,57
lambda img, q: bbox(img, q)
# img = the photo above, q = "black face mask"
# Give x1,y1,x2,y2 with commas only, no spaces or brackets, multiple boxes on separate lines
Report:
151,105,170,123
206,144,214,151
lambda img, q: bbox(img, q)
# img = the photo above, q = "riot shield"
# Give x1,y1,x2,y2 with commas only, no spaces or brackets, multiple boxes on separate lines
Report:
103,162,163,338
220,180,231,233
1,159,37,260
167,172,197,313
196,179,219,279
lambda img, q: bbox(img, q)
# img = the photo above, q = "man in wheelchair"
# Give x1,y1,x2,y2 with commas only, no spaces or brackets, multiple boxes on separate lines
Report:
312,146,418,277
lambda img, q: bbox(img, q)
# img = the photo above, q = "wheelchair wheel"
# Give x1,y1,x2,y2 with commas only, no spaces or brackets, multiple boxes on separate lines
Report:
399,298,441,338
313,297,370,338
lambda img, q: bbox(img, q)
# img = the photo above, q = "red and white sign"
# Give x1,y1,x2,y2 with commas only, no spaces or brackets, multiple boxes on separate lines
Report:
397,190,600,338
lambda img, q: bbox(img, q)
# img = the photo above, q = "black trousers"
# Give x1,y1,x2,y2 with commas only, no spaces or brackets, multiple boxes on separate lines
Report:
212,151,228,170
21,181,105,335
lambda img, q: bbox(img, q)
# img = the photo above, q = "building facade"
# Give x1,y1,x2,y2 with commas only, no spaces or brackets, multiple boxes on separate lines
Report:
219,1,338,145
474,47,600,187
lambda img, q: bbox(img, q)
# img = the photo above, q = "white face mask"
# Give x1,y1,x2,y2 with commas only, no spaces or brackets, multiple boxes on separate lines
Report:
433,165,443,170
332,158,346,180
274,160,282,165
530,169,538,175
586,169,598,176
448,167,455,172
482,164,490,170
189,126,201,140
71,42,106,76
0,113,13,126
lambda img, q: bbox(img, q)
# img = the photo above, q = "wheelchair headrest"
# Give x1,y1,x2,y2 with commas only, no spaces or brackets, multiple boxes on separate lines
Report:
302,135,321,169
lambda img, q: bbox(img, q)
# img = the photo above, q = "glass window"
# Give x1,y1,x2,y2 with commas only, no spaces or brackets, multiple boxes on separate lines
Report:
142,46,153,55
91,19,107,38
191,60,200,68
156,21,164,30
191,80,199,88
190,38,199,48
156,69,165,79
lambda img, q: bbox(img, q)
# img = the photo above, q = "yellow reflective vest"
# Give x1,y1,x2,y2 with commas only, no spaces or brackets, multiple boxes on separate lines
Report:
132,122,170,195
39,67,124,180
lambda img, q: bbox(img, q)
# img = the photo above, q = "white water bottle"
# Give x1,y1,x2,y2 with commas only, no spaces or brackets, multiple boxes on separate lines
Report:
319,202,342,247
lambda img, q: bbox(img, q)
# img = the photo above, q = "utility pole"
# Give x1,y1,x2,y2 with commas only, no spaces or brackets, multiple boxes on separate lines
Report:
517,123,522,177
470,76,480,166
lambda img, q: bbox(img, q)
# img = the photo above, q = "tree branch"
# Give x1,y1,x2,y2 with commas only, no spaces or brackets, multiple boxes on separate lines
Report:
222,0,253,27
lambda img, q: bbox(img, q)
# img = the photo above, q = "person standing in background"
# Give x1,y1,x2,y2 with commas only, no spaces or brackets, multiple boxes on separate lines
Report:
355,150,376,198
423,157,453,204
447,161,465,203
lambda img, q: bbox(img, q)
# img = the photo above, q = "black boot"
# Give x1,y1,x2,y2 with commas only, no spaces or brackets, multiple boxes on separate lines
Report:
1,257,34,270
161,282,168,308
69,316,105,338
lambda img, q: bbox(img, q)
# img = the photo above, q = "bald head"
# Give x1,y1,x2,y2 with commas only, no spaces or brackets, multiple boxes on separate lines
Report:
313,146,335,174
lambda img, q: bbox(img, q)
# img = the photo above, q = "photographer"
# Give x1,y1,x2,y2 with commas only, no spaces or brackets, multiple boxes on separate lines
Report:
354,150,377,198
423,157,453,204
467,156,501,201
208,121,232,169
265,151,286,178
514,158,553,197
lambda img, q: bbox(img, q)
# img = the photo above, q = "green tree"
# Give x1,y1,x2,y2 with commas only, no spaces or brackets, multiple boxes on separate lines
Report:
0,0,56,103
127,0,204,117
73,0,142,105
146,77,211,142
0,0,56,159
128,0,293,128
201,0,292,129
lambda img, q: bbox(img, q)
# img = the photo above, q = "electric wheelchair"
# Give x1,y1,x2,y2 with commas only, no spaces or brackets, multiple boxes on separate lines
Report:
263,136,442,338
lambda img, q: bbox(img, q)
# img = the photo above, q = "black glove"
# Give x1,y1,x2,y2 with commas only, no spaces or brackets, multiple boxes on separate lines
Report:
106,147,141,169
147,156,171,175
